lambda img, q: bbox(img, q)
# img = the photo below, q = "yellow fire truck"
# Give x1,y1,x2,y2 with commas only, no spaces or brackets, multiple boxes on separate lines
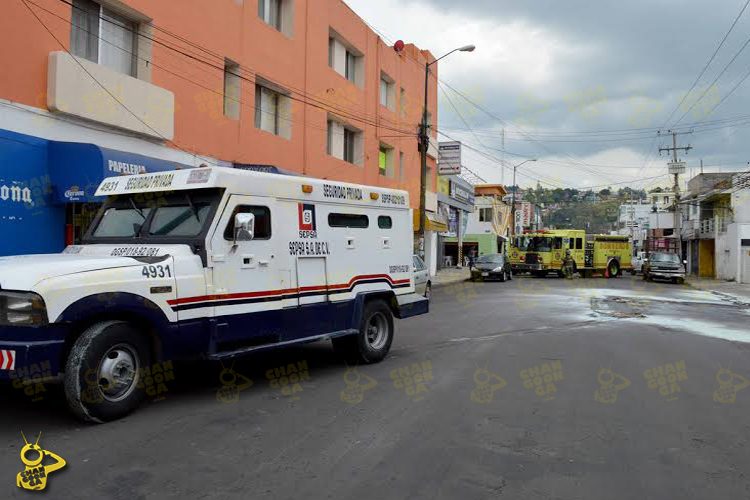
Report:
509,229,633,278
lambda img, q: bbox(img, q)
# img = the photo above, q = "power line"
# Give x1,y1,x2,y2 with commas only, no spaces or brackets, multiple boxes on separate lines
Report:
699,64,750,120
663,0,750,126
674,33,750,126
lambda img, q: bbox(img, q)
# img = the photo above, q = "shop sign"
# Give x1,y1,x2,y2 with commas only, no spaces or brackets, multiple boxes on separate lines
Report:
64,186,85,201
0,184,33,206
438,142,462,175
450,180,475,205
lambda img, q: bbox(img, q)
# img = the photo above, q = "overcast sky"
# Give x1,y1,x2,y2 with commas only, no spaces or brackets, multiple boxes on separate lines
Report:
346,0,750,190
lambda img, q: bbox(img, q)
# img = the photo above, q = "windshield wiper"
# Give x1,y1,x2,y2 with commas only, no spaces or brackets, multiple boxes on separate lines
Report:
185,193,201,222
129,198,146,221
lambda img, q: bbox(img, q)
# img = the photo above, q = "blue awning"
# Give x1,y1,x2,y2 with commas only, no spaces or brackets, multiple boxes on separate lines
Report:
48,141,193,203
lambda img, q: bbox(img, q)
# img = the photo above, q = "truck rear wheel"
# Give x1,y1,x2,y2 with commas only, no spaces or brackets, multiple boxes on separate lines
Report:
607,259,620,278
64,321,151,423
333,300,394,364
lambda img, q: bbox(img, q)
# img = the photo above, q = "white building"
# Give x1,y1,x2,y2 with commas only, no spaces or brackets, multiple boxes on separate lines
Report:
680,172,750,282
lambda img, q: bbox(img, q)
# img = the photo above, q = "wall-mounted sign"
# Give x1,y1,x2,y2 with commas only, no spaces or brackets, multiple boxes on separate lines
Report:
438,141,462,175
450,180,475,206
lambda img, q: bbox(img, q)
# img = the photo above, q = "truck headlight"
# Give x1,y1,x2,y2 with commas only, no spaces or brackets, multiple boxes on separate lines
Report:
0,291,48,326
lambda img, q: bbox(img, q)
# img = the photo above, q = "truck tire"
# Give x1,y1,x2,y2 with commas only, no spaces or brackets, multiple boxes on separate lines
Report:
333,299,394,364
607,259,620,278
64,321,151,423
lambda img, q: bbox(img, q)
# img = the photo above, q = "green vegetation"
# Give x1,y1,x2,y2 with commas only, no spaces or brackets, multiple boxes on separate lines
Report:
518,186,648,234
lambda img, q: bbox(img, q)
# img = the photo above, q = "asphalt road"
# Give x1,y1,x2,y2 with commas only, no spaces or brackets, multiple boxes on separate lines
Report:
3,275,750,499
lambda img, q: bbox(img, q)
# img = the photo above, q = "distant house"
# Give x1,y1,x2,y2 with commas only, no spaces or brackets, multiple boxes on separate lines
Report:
446,184,510,260
680,172,750,282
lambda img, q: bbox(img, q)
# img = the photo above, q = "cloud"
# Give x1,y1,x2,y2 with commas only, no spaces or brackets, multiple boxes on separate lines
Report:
345,0,750,188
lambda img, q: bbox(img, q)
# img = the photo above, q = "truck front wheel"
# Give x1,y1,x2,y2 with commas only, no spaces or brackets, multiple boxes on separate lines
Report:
63,321,151,423
333,300,394,364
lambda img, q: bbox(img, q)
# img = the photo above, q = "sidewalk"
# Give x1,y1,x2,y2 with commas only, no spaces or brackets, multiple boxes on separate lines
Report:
432,267,471,288
686,277,750,306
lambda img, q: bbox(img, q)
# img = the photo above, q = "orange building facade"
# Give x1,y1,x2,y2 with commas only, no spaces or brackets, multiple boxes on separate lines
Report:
0,0,439,255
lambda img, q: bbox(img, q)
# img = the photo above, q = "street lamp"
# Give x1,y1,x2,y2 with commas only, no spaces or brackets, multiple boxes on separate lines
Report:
510,159,537,236
418,44,475,258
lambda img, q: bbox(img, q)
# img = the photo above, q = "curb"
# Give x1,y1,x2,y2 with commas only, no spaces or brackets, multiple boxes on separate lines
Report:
685,281,750,307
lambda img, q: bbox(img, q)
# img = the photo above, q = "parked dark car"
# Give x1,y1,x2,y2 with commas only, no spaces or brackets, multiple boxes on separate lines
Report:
643,252,686,284
470,253,513,282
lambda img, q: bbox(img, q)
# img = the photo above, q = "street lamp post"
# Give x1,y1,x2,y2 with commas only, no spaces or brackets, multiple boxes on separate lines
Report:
418,44,475,260
510,159,537,236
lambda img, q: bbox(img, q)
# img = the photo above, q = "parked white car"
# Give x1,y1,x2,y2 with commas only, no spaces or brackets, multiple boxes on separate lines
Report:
413,255,431,299
631,251,647,275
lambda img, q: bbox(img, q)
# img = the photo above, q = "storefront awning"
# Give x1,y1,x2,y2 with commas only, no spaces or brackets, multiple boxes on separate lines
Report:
47,141,192,203
413,210,449,232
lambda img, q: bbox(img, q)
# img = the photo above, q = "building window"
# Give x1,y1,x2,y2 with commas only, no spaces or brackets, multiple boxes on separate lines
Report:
399,151,405,181
380,73,395,110
327,117,362,165
664,196,670,204
400,88,408,118
329,213,369,229
344,129,357,163
379,144,394,177
328,31,363,86
479,208,493,222
258,0,293,36
258,0,281,30
71,0,139,77
255,82,292,139
223,60,241,120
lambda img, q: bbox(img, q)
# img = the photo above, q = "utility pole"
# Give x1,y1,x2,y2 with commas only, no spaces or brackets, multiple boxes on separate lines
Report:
501,128,505,185
658,130,693,258
418,45,475,262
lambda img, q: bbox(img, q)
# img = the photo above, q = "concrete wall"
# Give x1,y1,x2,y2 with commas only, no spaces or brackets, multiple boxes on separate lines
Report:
465,197,495,236
716,225,736,281
738,223,750,283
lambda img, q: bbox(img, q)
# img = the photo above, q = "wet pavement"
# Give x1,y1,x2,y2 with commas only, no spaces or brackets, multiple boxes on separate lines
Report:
2,275,750,499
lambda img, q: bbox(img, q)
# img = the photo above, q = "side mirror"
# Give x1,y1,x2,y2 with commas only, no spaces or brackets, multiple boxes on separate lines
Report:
234,212,255,243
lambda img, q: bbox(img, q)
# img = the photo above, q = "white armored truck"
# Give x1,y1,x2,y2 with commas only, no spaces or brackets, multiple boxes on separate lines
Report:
0,167,428,422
